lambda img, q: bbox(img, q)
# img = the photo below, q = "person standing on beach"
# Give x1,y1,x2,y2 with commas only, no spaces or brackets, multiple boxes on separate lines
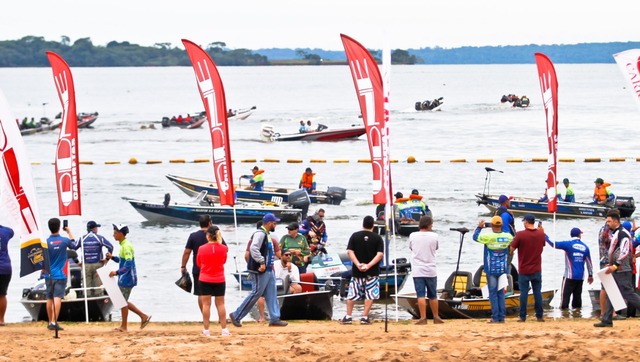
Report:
510,214,545,322
80,221,113,296
229,213,288,327
196,226,230,337
181,215,214,313
594,211,640,327
472,216,513,323
545,228,593,309
0,224,14,326
45,218,79,330
107,224,151,332
409,216,443,325
340,215,384,325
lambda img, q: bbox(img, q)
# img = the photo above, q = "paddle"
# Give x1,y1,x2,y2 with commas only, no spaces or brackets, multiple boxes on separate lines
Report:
450,228,470,297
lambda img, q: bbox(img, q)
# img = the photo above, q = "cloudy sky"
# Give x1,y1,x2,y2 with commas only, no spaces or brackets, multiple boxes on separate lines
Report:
2,1,639,50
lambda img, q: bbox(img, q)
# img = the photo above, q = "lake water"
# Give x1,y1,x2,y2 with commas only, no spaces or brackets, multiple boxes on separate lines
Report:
1,64,639,323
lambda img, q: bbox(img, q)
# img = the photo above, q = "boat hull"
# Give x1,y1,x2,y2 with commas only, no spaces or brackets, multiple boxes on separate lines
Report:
395,290,555,319
127,199,302,224
263,126,366,142
21,291,113,322
278,291,334,320
166,174,346,205
476,193,635,219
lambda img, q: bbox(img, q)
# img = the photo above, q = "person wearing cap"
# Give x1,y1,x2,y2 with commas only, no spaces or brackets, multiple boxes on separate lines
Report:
538,180,561,203
107,223,151,332
229,213,288,327
595,211,640,327
298,120,307,133
562,178,575,203
592,178,614,205
279,222,310,273
545,228,593,309
274,249,302,294
79,221,114,297
405,189,429,217
510,214,546,322
409,216,444,325
44,218,80,331
299,209,328,256
241,166,264,191
299,167,316,194
472,215,514,323
495,195,515,236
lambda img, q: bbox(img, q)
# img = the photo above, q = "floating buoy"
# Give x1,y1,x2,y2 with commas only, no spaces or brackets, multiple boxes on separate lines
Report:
128,158,138,164
407,156,416,163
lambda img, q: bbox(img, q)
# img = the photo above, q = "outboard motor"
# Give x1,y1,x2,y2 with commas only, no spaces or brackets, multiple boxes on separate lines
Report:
325,186,347,205
414,101,423,111
615,196,636,217
316,124,328,132
161,117,171,127
163,193,171,207
288,189,311,218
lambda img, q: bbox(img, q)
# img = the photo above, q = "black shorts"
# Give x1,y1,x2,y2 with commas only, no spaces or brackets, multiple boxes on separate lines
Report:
199,281,226,296
193,273,202,296
0,274,11,295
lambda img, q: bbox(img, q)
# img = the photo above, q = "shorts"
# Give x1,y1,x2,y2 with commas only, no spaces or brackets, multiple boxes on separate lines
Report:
413,276,437,299
346,276,380,301
199,281,226,296
0,274,11,295
45,279,67,299
193,273,202,296
119,286,133,301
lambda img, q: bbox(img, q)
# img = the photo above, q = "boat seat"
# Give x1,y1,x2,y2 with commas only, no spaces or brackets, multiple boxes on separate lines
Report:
444,271,474,296
473,265,486,288
300,272,318,293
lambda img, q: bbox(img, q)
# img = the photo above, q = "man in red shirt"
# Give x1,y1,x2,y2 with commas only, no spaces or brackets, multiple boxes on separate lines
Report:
510,214,546,322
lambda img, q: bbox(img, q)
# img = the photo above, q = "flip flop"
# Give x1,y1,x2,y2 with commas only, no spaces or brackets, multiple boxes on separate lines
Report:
141,315,152,329
113,327,126,332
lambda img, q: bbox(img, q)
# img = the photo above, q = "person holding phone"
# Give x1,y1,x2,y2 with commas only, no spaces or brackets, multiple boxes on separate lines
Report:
510,214,546,322
44,218,79,331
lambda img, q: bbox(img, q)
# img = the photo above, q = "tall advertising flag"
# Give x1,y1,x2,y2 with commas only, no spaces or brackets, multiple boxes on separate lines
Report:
535,53,559,213
341,34,389,204
0,88,47,276
182,39,235,206
47,52,81,216
613,49,640,111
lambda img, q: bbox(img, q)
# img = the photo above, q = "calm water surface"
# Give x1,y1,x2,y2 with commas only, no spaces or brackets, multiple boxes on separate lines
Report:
0,64,639,323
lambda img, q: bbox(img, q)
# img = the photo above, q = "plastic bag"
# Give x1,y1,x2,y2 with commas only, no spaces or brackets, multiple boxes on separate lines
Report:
175,271,193,293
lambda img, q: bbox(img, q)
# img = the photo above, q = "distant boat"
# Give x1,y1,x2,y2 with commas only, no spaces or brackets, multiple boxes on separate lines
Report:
161,112,206,129
55,111,99,128
227,106,257,120
414,97,444,111
260,124,365,142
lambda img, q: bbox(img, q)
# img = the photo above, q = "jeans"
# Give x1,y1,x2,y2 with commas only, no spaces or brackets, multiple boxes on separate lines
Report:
487,274,506,321
231,270,281,323
518,272,543,320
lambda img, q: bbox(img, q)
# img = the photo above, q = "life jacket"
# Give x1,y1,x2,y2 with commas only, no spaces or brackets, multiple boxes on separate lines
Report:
593,183,611,202
300,172,315,189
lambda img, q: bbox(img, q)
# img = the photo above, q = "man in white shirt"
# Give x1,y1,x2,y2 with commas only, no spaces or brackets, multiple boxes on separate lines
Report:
274,249,302,294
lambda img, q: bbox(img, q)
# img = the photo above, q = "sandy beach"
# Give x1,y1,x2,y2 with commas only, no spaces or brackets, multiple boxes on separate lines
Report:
0,318,639,361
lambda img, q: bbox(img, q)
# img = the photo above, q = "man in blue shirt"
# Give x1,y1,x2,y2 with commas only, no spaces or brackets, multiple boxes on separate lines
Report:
495,195,515,236
546,228,593,309
80,220,113,296
45,218,79,331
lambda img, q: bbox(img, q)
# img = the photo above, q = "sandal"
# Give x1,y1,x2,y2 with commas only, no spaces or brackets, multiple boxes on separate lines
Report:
141,315,152,329
113,327,126,332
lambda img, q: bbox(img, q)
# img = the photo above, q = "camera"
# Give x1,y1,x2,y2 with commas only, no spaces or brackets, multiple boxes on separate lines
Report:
484,223,492,228
63,220,68,229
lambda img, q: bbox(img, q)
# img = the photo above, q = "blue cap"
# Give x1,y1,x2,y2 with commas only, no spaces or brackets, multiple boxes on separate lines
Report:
570,227,583,237
262,213,280,223
622,221,632,232
522,214,535,224
498,195,509,204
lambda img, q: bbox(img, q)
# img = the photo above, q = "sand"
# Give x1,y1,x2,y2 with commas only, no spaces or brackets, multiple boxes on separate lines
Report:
0,318,638,361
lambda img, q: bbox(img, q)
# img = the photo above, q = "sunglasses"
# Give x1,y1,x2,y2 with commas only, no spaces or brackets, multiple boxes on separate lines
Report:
283,253,292,257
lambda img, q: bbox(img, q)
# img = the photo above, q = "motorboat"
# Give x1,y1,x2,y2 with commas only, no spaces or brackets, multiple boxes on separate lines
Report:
166,174,347,205
414,97,444,111
227,106,256,120
125,191,305,224
260,124,365,142
161,112,206,129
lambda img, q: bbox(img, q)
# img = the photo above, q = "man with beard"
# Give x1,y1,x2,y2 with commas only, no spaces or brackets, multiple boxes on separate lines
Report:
229,213,288,327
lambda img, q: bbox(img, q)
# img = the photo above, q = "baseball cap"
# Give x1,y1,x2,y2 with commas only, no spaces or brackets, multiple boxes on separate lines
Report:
411,189,419,195
112,223,129,236
570,227,583,237
262,213,280,223
621,221,632,232
282,249,292,255
498,194,509,204
522,214,535,224
86,220,101,229
562,178,569,184
286,222,299,230
594,177,604,184
394,192,403,198
305,167,312,172
490,216,503,226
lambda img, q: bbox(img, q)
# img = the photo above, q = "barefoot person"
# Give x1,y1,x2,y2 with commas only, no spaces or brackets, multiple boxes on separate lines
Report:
107,224,151,332
196,226,230,336
409,216,443,325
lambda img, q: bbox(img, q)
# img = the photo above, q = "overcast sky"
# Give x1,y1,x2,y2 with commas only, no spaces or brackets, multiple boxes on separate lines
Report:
2,1,639,51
